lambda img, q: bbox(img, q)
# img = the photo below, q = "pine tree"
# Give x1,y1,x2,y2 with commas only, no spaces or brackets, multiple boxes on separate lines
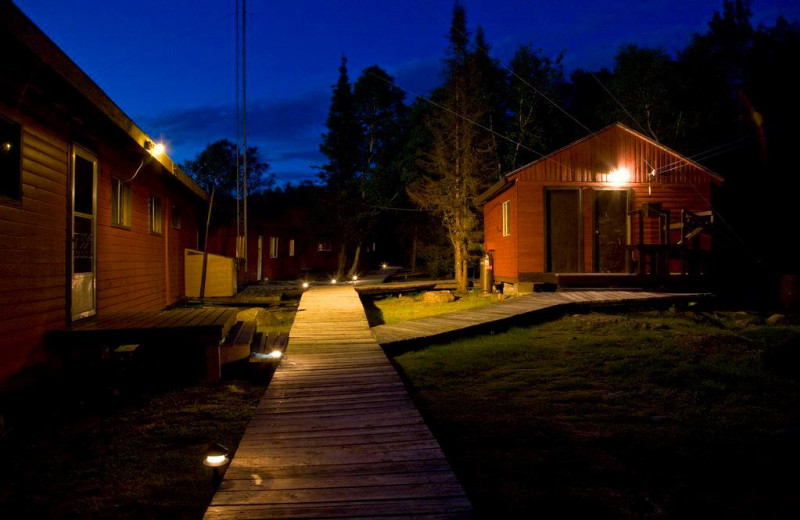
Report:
319,56,362,277
408,1,495,292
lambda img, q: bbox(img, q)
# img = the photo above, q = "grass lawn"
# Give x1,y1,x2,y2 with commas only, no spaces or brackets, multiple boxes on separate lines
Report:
392,309,800,519
362,289,509,326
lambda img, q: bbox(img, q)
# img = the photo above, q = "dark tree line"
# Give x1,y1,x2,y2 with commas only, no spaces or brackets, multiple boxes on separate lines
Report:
187,0,800,294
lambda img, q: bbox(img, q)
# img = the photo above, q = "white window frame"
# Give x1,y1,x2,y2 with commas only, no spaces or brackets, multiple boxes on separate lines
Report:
502,200,511,237
149,196,162,235
111,177,131,228
269,236,279,259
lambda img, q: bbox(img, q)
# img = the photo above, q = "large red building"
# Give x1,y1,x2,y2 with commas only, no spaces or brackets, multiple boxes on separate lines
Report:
480,123,723,290
0,4,206,387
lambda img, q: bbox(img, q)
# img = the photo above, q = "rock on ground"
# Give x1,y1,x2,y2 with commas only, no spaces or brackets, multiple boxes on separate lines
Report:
422,291,455,304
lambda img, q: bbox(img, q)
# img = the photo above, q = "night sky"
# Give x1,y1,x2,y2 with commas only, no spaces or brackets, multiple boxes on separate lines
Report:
14,0,800,185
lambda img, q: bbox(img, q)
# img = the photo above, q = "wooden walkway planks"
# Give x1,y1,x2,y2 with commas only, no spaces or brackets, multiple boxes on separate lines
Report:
372,290,710,346
206,286,473,519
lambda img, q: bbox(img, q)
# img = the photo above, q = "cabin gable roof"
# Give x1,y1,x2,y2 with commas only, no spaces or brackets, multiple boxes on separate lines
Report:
478,123,723,204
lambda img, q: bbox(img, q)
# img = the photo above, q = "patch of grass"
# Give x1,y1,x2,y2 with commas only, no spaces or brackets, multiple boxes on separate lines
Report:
393,310,800,519
362,289,509,326
0,376,271,519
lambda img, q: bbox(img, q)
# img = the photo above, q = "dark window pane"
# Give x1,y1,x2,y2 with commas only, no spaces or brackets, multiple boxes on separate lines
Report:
0,117,22,200
74,155,94,214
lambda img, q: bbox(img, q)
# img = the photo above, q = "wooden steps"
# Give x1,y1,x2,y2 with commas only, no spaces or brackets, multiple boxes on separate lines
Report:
219,320,257,365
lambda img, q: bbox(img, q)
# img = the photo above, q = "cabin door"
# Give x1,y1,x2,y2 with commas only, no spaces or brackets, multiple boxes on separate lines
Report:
594,189,629,273
70,146,97,321
546,188,581,272
257,235,263,280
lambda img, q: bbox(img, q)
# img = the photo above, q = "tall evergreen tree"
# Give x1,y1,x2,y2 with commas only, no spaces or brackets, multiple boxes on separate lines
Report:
353,66,409,207
472,27,510,177
507,45,568,169
318,56,362,277
408,1,495,292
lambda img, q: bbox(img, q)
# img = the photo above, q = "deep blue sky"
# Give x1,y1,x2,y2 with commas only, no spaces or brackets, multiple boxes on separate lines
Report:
14,0,800,185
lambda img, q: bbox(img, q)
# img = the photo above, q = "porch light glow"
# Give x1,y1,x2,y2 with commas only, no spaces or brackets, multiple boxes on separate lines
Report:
331,278,337,284
607,167,629,186
267,350,283,360
352,274,358,281
144,140,165,156
302,282,309,289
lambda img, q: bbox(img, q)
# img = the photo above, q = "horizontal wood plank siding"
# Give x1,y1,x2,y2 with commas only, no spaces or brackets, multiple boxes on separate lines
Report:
483,183,518,280
0,116,69,381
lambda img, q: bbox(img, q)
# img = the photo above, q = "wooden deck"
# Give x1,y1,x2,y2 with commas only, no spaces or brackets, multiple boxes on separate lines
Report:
47,307,240,381
372,290,710,346
205,286,473,519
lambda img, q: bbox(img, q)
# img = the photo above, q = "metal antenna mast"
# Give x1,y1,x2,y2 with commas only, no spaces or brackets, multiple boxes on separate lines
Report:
242,0,248,278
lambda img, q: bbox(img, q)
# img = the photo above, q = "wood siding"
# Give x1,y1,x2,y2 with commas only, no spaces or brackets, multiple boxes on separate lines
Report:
483,183,518,281
0,119,69,381
1,9,206,385
483,124,719,282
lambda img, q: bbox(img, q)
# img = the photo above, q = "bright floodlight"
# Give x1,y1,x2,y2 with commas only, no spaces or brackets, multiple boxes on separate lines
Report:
267,350,283,360
302,282,309,289
151,142,165,155
331,278,337,284
352,274,358,281
607,167,629,186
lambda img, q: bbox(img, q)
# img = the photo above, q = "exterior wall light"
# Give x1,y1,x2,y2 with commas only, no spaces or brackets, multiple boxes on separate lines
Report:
302,282,309,289
331,278,337,284
144,140,165,156
606,167,630,186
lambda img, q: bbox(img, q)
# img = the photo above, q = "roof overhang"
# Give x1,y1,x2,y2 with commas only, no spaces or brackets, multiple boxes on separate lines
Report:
1,2,207,201
476,176,517,205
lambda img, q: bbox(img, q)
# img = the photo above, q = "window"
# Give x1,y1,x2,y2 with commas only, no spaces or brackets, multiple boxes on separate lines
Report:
269,237,279,258
1,116,22,201
171,205,182,229
288,239,295,257
149,196,162,234
111,177,131,227
502,200,511,236
317,240,331,252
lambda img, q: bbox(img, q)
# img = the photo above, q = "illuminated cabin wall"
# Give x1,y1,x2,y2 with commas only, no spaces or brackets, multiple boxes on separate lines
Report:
0,14,204,385
93,147,201,314
482,124,719,282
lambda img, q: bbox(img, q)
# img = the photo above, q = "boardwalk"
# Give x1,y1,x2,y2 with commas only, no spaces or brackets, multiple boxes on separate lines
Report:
205,286,472,519
372,290,709,346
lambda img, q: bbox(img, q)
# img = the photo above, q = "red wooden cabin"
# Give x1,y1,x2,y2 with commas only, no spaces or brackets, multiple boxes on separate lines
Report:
480,123,723,291
0,4,206,387
206,205,341,283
